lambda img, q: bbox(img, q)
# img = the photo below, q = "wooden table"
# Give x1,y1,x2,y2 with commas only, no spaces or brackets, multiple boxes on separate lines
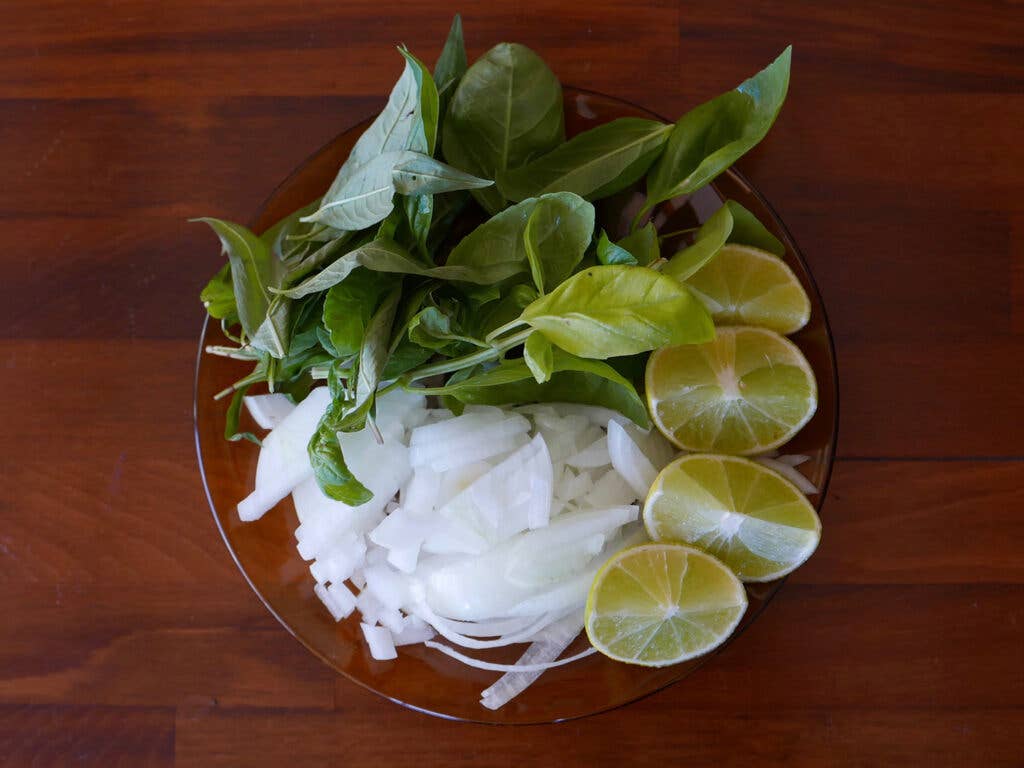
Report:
3,1,1022,765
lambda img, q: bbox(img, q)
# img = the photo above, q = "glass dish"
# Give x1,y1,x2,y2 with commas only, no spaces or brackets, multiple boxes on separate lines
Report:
194,87,839,724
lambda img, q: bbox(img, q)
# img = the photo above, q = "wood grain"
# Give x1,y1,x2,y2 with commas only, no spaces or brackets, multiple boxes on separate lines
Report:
1,0,1021,764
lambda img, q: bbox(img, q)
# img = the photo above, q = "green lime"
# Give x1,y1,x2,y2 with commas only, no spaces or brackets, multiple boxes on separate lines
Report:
645,454,821,581
685,244,810,334
585,543,747,667
646,326,817,455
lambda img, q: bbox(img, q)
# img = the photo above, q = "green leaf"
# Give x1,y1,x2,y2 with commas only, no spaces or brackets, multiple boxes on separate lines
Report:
425,189,469,253
194,218,288,354
322,268,397,357
348,284,403,430
446,192,593,285
392,154,493,195
521,265,714,358
302,149,420,231
407,305,481,351
400,48,440,154
596,230,637,266
724,200,785,255
467,283,538,338
663,200,782,280
434,14,467,115
308,404,373,504
404,193,433,260
383,338,434,379
641,47,791,218
617,223,660,266
260,198,323,263
423,348,650,427
302,48,439,230
524,332,554,383
251,298,291,358
498,118,670,202
277,238,503,299
224,383,261,445
200,262,238,321
442,43,564,214
523,194,595,293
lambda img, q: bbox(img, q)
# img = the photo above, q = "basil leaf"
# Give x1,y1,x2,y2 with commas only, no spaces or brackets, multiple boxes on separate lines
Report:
664,200,782,280
521,265,714,358
641,47,791,218
350,284,402,428
400,48,440,154
596,230,637,266
404,193,433,260
725,200,785,256
426,189,469,253
308,405,372,504
194,218,287,355
383,338,434,379
617,223,660,266
467,283,538,338
278,238,502,298
392,155,493,195
261,198,323,263
447,192,593,284
225,383,261,445
250,298,291,358
200,262,238,321
524,332,554,383
322,268,397,357
434,14,467,116
407,305,481,352
303,149,420,231
523,194,595,293
499,118,671,202
424,348,650,427
442,43,564,214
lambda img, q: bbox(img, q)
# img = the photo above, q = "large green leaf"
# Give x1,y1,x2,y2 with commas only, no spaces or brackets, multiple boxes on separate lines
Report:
442,43,564,214
641,47,791,219
663,200,783,280
195,218,289,356
617,223,660,266
498,118,670,202
445,192,593,285
521,265,714,358
421,349,650,427
308,401,373,504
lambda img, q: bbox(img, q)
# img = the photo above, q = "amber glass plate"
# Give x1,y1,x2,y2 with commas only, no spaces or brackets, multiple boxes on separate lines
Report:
194,87,839,724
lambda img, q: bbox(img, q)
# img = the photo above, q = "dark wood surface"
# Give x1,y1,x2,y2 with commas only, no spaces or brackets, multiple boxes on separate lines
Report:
3,1,1022,765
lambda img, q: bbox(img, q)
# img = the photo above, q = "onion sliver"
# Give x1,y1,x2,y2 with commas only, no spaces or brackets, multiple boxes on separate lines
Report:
424,641,595,673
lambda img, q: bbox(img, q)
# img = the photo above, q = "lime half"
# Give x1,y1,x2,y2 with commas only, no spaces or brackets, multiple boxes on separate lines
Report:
645,454,821,581
585,543,747,667
646,326,817,455
686,244,811,334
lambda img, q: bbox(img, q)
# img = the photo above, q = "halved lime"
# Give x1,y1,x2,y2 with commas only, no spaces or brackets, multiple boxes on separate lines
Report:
646,326,817,455
685,244,810,334
644,454,821,581
585,543,747,667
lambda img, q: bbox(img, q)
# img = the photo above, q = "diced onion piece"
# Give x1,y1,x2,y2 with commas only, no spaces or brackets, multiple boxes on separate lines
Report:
314,582,350,622
607,420,658,498
363,563,410,611
361,623,397,661
583,467,637,508
243,393,296,430
392,616,436,646
755,457,819,494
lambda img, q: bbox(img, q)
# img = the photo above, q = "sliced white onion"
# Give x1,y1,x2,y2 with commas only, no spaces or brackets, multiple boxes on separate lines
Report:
392,616,435,646
607,420,658,498
583,467,637,508
777,454,811,467
755,457,819,494
480,613,585,709
565,435,611,469
424,640,595,672
243,393,296,430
